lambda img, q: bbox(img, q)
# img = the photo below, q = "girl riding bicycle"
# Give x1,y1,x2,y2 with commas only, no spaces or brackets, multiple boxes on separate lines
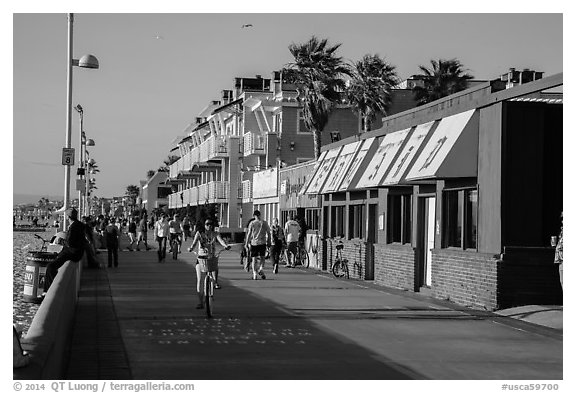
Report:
188,219,230,309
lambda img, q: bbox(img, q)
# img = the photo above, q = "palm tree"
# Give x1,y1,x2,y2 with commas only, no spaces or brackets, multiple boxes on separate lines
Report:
282,36,351,159
347,54,399,132
411,58,474,106
146,169,156,179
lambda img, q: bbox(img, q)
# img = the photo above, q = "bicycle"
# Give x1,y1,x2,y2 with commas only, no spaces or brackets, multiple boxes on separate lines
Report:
33,234,50,252
193,246,231,318
169,233,182,260
331,241,363,279
281,240,309,268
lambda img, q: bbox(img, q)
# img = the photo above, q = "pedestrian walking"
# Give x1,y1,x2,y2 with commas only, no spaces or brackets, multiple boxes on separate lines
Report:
154,213,169,262
284,213,301,268
554,212,563,290
136,213,151,251
244,210,272,280
270,217,285,274
105,217,120,268
126,216,137,251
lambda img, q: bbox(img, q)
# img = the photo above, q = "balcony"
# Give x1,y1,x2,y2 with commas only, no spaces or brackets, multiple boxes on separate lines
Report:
241,180,253,202
208,181,229,202
243,132,266,157
199,135,229,162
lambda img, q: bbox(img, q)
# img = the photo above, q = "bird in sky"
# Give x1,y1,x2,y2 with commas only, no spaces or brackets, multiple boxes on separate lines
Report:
241,24,253,28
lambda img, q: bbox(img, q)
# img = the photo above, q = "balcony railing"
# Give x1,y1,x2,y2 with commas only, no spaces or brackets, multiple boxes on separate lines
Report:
241,180,253,202
208,181,229,201
243,132,266,157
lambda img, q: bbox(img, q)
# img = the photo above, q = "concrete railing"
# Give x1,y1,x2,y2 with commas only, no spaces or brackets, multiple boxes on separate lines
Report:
14,256,85,379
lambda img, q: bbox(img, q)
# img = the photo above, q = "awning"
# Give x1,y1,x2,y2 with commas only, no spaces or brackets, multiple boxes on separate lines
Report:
405,109,477,181
303,147,342,194
338,137,377,191
355,128,412,189
381,121,435,185
320,141,362,193
298,150,327,196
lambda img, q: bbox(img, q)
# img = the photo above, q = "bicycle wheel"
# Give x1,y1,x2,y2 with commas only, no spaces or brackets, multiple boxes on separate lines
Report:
171,240,178,260
332,261,346,278
204,274,214,318
279,249,287,266
299,247,309,268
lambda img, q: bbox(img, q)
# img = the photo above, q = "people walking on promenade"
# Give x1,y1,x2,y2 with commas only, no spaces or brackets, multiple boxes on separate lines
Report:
126,216,137,251
284,213,301,268
105,217,120,268
189,219,230,308
44,208,86,292
554,212,563,290
136,212,151,251
154,213,169,262
245,210,271,280
270,218,285,274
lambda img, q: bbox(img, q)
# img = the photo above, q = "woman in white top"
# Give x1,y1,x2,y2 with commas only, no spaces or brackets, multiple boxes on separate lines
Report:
189,219,230,309
153,213,170,262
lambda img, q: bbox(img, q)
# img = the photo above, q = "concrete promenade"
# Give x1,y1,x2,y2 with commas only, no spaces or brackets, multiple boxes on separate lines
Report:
65,243,563,380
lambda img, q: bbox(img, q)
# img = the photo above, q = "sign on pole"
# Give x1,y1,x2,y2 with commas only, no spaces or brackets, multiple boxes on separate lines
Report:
62,148,75,166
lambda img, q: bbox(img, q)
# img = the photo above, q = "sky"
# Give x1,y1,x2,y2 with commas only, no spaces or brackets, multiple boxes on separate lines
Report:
9,5,565,200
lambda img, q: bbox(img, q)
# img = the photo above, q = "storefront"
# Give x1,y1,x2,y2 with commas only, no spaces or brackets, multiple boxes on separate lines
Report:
279,161,322,268
304,74,563,310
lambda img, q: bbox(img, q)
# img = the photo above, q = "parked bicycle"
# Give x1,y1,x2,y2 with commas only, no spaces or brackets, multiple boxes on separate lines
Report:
193,246,231,318
331,241,363,279
33,234,50,252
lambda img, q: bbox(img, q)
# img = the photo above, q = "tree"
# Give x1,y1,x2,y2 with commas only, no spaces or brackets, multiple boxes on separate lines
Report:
347,54,399,132
146,169,156,179
125,184,139,203
411,58,474,106
282,36,351,159
158,155,180,172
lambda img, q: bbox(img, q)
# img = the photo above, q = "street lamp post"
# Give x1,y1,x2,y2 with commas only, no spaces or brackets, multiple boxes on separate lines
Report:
62,13,99,231
74,104,84,216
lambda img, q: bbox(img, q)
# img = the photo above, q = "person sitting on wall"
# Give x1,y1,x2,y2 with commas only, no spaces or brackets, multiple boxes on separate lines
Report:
43,208,86,293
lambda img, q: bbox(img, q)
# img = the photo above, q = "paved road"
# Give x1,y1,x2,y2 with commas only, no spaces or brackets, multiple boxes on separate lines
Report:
67,244,562,380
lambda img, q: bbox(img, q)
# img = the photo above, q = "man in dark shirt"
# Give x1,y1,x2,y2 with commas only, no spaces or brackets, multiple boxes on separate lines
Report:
44,208,86,293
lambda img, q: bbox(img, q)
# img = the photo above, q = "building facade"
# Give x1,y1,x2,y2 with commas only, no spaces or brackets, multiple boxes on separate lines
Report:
303,72,563,311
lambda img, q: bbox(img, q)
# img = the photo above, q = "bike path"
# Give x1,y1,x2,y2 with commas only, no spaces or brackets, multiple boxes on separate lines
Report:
69,246,562,380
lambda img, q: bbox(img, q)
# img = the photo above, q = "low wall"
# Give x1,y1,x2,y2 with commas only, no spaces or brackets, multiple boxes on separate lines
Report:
14,256,84,379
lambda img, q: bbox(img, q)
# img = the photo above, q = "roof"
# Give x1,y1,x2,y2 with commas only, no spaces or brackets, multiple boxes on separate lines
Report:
212,98,243,115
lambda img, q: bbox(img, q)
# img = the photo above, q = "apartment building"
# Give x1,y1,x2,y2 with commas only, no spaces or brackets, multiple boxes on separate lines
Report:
166,72,361,239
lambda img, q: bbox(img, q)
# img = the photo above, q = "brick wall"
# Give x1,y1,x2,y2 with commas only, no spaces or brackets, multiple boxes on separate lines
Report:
432,249,499,311
324,238,370,280
374,244,415,291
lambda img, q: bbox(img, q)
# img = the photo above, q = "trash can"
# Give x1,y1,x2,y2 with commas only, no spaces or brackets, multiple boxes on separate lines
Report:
23,251,58,303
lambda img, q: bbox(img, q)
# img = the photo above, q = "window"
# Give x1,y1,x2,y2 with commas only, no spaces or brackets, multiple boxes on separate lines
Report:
273,113,282,134
388,194,412,244
305,209,320,231
331,205,345,237
157,187,171,199
443,188,477,250
296,109,311,134
349,204,366,239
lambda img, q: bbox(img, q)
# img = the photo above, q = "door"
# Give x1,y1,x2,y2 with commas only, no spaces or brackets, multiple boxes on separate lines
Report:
418,197,436,289
365,204,377,280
